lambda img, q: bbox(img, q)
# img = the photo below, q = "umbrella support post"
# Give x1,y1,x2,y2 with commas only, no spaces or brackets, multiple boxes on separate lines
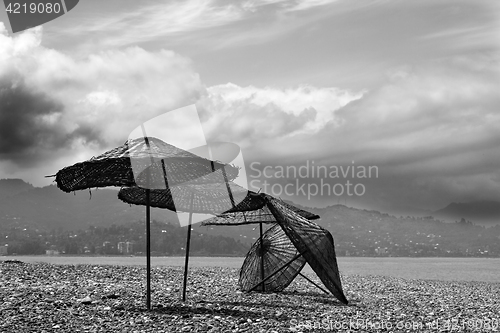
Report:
146,189,151,310
182,210,194,302
259,222,265,292
249,252,302,292
298,272,329,295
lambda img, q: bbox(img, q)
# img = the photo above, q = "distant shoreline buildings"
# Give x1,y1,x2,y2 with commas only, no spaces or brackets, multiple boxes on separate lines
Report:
117,241,134,255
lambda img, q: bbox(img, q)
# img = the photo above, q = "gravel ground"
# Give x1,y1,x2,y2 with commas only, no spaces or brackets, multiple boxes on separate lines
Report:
1,260,499,332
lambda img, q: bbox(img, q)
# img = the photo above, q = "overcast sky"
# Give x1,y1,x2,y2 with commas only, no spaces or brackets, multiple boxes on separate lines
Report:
0,0,499,213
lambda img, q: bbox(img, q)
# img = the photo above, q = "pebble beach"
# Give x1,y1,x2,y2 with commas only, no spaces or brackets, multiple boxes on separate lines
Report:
1,260,499,332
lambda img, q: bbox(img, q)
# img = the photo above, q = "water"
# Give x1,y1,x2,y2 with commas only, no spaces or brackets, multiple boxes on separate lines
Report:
2,256,499,283
334,257,500,283
1,256,243,268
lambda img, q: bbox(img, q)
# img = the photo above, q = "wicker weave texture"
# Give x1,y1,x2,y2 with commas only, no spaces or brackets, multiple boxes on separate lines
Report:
201,198,319,226
265,197,348,304
55,137,239,193
118,182,260,214
221,191,267,213
239,224,306,292
201,208,277,226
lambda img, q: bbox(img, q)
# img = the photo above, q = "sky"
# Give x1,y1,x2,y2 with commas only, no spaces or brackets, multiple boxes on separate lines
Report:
0,0,499,214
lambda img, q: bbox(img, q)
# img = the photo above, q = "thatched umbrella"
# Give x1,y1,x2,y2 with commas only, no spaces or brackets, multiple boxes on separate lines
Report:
117,182,264,301
264,196,348,304
201,200,319,226
201,198,325,293
118,182,262,214
54,137,238,192
51,136,239,309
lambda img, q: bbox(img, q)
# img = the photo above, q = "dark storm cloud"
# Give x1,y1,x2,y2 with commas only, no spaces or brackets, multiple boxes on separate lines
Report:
0,27,204,185
0,74,101,166
207,55,500,211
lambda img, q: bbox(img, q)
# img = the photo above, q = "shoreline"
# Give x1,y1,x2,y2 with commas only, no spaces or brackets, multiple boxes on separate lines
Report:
2,256,500,283
4,254,500,258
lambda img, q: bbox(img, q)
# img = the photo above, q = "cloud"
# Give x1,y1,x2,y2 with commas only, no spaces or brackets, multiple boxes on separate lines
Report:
238,53,500,208
332,55,500,158
197,82,363,147
418,1,500,52
2,15,498,210
0,73,67,165
285,0,340,12
46,0,348,52
189,52,500,210
242,0,339,12
0,24,202,173
56,0,245,49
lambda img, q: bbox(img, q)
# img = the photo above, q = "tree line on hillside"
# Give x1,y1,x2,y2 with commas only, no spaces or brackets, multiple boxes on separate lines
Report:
0,220,248,256
325,208,500,257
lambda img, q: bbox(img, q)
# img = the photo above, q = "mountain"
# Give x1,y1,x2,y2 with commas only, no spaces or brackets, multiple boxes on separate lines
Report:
0,179,34,199
198,203,500,257
2,179,500,257
0,182,179,231
313,204,500,256
372,203,434,218
434,201,500,226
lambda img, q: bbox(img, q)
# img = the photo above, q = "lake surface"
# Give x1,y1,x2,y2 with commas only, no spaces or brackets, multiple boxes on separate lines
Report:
2,256,499,283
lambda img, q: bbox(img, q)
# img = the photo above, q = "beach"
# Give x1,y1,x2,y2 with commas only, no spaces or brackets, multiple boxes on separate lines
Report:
1,260,499,332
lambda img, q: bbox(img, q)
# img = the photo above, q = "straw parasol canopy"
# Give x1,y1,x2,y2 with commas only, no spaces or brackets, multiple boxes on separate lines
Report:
265,196,348,305
54,137,239,193
117,182,263,214
239,223,306,292
201,198,319,226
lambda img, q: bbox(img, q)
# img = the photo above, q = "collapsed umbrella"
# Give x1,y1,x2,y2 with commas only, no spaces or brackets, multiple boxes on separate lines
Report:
201,195,323,293
264,195,348,304
200,200,319,226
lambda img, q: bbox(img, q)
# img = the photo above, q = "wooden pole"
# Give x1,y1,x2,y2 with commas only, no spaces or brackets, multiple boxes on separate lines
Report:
259,222,265,292
141,128,154,310
182,193,194,301
298,272,329,295
146,189,151,310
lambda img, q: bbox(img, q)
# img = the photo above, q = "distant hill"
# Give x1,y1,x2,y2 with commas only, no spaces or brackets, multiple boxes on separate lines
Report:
314,204,500,256
0,182,179,231
434,201,500,226
2,179,500,257
0,179,34,199
199,203,500,257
